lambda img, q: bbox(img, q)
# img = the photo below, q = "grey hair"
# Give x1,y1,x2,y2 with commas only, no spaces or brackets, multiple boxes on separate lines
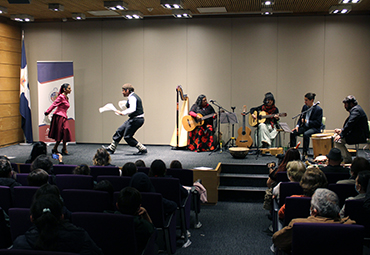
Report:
311,188,340,218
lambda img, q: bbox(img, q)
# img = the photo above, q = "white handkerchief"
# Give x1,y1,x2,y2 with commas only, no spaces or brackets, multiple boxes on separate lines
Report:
118,100,127,110
99,103,118,113
43,115,51,125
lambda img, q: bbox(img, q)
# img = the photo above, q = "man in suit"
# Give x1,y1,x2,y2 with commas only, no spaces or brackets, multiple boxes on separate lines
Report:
290,92,323,158
334,95,369,163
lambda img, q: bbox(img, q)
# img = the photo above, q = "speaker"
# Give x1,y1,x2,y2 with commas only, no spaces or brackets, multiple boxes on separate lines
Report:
7,0,31,3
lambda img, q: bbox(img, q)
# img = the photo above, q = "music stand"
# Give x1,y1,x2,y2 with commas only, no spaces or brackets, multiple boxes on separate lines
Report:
222,109,239,149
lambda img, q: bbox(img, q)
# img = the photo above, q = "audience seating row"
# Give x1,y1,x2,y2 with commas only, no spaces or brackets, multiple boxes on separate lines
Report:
275,171,350,184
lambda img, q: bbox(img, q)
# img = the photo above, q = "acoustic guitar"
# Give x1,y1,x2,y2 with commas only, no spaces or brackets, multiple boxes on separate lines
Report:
236,105,253,148
182,113,215,132
249,111,287,127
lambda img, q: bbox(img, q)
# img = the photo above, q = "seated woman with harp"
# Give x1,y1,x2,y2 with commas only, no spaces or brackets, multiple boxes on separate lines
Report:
188,95,217,152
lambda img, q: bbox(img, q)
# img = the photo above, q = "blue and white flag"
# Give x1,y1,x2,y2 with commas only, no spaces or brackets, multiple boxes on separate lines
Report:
20,36,33,143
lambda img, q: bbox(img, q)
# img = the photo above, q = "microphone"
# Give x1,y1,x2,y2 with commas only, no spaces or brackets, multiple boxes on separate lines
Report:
313,101,320,107
210,100,215,103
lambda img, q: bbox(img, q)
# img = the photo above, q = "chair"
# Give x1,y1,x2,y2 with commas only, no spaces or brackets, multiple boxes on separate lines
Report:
71,212,156,255
141,192,177,254
14,173,29,186
55,174,94,191
328,183,358,208
8,208,32,242
0,207,12,249
96,175,131,191
53,164,77,175
283,197,311,226
13,186,39,208
0,186,13,214
18,164,31,173
325,172,350,184
354,120,370,156
89,166,120,181
11,163,19,173
61,189,112,212
291,223,364,255
344,199,370,239
275,171,289,183
137,167,150,175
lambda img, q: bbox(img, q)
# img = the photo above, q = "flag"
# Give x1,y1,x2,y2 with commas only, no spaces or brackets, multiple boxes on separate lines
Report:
19,36,33,143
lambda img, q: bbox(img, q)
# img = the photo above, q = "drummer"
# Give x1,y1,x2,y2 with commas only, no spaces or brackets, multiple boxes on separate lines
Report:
319,148,349,173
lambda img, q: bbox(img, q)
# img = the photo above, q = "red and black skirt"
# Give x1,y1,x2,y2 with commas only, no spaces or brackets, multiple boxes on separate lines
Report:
48,114,72,142
188,124,215,152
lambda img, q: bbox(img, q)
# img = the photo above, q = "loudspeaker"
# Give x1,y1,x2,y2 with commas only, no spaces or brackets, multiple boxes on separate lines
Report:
7,0,31,3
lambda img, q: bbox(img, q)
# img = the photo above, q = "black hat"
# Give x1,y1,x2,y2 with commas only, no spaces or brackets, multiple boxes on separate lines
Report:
263,92,275,105
326,148,342,161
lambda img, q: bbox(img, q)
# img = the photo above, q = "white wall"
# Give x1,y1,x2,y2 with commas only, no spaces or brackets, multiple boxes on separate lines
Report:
23,15,370,146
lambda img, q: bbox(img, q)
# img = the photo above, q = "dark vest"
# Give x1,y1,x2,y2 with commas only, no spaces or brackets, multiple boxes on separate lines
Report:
126,93,144,118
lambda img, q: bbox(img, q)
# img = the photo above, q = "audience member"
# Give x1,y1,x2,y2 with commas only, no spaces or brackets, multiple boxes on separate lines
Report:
337,157,370,184
134,159,146,168
116,187,155,254
94,179,114,198
169,160,183,169
121,162,138,177
73,164,91,175
0,156,21,195
129,172,176,215
25,142,47,164
93,148,114,166
340,170,370,218
27,169,49,186
278,165,328,219
364,179,370,214
31,154,62,175
272,188,355,253
319,148,349,173
12,194,102,254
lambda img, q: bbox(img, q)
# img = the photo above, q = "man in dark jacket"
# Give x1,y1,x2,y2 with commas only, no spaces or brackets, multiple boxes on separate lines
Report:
334,95,369,163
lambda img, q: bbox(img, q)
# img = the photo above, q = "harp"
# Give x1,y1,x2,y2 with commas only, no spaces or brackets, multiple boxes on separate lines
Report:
170,85,189,148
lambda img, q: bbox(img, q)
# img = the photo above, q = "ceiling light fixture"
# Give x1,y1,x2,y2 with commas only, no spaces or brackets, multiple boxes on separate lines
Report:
48,3,64,12
261,8,273,15
172,9,192,18
121,10,143,19
329,5,352,14
72,13,86,20
10,14,34,22
104,1,128,11
160,0,183,10
262,0,274,6
339,0,361,3
0,6,8,14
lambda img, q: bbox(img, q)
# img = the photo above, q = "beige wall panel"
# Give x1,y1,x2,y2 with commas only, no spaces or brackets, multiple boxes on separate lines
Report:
0,64,19,78
0,103,20,117
0,37,21,52
323,16,370,130
143,20,187,145
0,116,21,131
0,77,19,90
0,50,21,65
0,129,23,145
0,22,21,40
0,91,19,104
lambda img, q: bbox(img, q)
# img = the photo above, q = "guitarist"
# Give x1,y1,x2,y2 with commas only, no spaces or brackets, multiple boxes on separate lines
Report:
290,92,323,158
250,92,280,148
188,95,217,152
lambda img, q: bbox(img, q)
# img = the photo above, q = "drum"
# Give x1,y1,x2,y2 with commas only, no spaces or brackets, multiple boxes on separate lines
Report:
229,147,249,159
311,133,333,158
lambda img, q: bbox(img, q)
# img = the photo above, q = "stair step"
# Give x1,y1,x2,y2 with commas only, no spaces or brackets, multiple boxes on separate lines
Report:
218,186,266,202
219,173,268,187
220,173,269,178
221,163,271,174
218,186,266,192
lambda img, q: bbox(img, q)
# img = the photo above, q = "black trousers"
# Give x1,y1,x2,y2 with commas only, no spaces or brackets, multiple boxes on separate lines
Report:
112,117,144,147
290,126,317,153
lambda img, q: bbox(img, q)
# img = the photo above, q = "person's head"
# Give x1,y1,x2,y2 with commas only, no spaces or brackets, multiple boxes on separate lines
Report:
277,148,301,172
116,187,141,216
122,83,134,97
34,183,61,202
121,162,137,177
94,180,114,197
28,142,47,162
73,164,91,175
170,160,182,169
134,159,146,167
129,172,155,192
93,148,111,166
31,155,53,174
304,93,316,107
342,95,358,111
59,83,71,95
350,157,370,178
300,166,328,197
27,169,49,186
310,188,340,219
355,170,370,194
326,148,342,166
30,194,64,250
149,159,166,177
263,92,275,106
286,160,306,182
0,156,12,178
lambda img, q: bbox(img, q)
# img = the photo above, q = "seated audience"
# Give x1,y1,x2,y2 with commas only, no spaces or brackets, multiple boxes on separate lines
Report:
12,194,102,254
337,157,370,184
116,187,155,254
27,169,49,186
319,148,349,173
273,160,306,204
93,148,115,166
278,165,328,219
272,188,355,253
129,172,176,215
121,162,138,177
169,160,183,169
94,179,114,199
31,154,63,175
25,142,47,164
73,164,91,175
364,179,370,214
340,170,370,218
0,156,21,195
134,159,146,168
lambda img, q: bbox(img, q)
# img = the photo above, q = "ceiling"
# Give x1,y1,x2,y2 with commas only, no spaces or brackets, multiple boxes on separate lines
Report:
0,0,369,22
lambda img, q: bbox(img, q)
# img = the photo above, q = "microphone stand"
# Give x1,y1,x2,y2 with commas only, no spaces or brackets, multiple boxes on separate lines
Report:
224,106,237,149
209,101,229,155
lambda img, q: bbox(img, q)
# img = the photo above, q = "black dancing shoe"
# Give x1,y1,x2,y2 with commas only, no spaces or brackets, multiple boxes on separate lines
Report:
133,149,147,155
52,149,59,154
102,145,115,154
61,149,69,155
